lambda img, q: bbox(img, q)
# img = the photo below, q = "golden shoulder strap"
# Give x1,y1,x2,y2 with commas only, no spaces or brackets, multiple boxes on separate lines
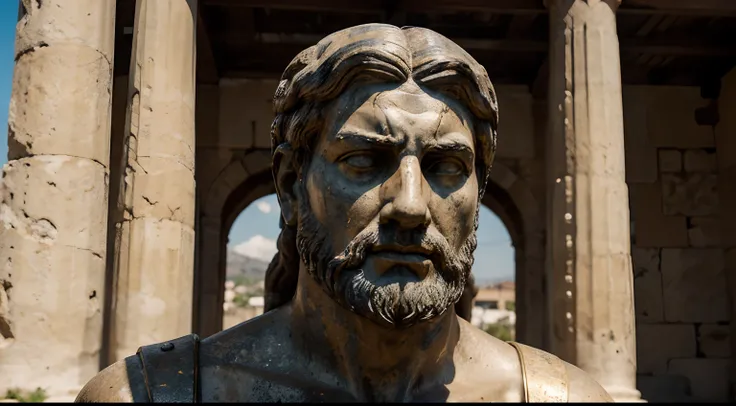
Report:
508,342,569,403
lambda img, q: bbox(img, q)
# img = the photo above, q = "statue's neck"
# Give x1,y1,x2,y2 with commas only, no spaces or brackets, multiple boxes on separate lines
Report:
288,267,459,401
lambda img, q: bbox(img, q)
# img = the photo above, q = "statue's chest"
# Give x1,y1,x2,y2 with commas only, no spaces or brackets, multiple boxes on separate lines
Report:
198,369,516,403
199,368,355,402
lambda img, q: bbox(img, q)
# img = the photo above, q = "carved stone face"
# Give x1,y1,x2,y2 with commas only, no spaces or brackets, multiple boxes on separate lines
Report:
293,79,480,328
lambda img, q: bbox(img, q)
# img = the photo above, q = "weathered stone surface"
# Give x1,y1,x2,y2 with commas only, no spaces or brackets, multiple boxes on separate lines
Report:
661,173,718,216
636,323,696,374
661,249,728,322
131,157,196,228
113,218,195,361
687,217,720,248
668,358,730,402
0,3,115,393
658,149,681,173
629,182,688,248
14,0,116,59
111,0,198,364
0,157,108,395
632,248,663,322
683,149,717,173
9,45,112,163
1,157,108,252
547,1,639,400
698,324,730,358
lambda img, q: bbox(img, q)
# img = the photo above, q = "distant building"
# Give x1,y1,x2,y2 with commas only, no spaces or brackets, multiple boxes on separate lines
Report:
471,281,516,330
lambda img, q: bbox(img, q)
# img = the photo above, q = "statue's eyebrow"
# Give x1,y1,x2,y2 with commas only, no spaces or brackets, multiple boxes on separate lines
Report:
334,131,405,148
425,141,475,161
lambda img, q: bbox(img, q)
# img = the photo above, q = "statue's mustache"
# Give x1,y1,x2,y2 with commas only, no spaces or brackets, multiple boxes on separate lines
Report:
326,224,459,286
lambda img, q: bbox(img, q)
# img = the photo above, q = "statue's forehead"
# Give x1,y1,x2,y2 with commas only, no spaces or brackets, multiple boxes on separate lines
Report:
323,81,474,139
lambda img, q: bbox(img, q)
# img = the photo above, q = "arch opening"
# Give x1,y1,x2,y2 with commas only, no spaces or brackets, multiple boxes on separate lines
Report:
196,158,544,348
222,193,279,330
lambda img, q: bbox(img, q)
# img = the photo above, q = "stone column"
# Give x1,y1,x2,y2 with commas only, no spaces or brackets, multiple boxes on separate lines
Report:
545,0,642,402
110,0,197,362
0,0,116,398
193,215,224,338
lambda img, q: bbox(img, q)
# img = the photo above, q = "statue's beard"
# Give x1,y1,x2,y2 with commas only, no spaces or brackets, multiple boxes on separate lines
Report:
295,189,478,329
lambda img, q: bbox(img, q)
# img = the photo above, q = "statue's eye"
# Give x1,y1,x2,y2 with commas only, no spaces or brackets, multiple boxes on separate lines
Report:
428,159,464,176
341,153,375,170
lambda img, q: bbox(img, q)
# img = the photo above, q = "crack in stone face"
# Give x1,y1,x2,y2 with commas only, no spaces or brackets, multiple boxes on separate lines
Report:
1,203,58,244
142,195,158,206
14,42,48,62
0,278,14,342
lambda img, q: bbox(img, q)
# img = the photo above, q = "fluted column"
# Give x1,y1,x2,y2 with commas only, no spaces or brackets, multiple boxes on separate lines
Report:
545,0,642,401
0,0,116,398
110,0,197,362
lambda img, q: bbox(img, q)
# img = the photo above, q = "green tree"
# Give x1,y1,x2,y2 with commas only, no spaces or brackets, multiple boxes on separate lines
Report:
483,323,514,342
4,387,47,403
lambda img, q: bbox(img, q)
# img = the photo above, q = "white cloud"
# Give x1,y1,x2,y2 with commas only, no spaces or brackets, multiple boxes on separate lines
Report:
256,201,272,214
233,234,277,262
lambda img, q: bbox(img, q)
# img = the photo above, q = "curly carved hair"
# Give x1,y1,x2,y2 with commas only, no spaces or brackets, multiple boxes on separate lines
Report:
264,24,497,320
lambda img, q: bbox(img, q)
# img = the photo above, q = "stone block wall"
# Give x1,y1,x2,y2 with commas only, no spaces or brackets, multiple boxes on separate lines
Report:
624,84,733,402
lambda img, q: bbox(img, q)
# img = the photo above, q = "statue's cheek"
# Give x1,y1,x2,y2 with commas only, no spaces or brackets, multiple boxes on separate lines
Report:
431,184,478,244
346,190,382,228
304,164,330,223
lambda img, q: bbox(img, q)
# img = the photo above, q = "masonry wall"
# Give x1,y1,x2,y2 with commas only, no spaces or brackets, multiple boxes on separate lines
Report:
623,81,733,402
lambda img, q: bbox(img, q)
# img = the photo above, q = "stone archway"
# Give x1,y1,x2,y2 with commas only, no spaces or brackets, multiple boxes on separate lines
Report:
193,148,273,337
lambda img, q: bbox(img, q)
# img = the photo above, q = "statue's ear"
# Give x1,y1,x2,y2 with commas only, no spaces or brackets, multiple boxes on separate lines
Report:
272,144,299,227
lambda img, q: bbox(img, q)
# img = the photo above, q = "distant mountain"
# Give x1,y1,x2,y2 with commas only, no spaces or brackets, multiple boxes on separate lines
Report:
226,248,270,281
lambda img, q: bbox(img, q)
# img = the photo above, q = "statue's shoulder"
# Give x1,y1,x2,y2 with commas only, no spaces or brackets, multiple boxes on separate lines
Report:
74,354,147,402
508,342,613,403
75,334,200,403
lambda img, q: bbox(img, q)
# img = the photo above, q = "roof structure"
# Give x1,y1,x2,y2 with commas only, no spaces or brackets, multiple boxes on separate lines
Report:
113,0,736,92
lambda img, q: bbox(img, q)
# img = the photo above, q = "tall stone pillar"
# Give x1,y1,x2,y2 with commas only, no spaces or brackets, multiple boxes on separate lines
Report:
0,0,116,398
545,0,642,402
110,0,197,362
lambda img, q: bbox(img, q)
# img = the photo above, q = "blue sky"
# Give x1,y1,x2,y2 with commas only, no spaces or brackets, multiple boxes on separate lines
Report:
0,3,16,163
0,3,514,283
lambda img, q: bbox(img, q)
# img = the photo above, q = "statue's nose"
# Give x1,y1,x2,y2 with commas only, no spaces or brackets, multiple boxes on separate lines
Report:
379,156,431,229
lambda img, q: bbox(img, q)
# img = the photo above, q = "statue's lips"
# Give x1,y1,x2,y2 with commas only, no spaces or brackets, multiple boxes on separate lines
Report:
368,246,433,280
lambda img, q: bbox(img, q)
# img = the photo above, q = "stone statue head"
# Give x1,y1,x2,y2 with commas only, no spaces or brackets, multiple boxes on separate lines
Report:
265,23,498,328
